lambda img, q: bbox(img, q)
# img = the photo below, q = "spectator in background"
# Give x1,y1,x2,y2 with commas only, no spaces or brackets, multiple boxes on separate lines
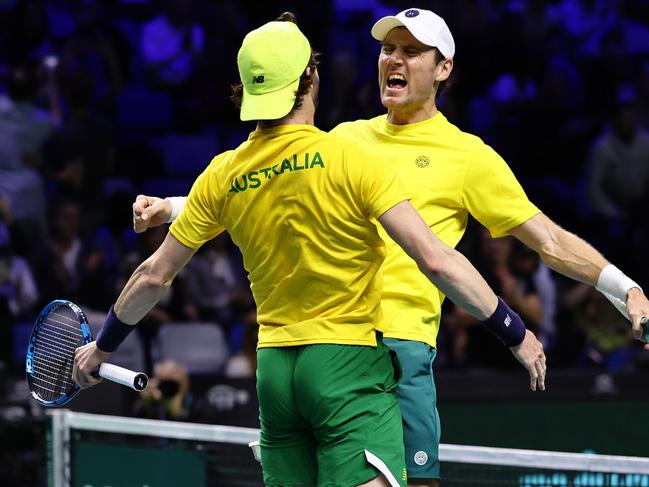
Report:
529,248,558,350
0,201,38,320
224,308,258,379
32,197,113,312
447,229,549,368
0,65,56,255
587,98,649,221
59,0,124,111
33,199,85,305
586,96,649,283
140,0,205,90
134,359,193,421
563,283,637,372
80,190,138,311
0,198,38,369
45,68,115,234
181,233,247,329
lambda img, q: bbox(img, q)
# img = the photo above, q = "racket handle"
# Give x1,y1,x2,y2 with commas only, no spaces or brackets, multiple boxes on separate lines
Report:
98,363,149,391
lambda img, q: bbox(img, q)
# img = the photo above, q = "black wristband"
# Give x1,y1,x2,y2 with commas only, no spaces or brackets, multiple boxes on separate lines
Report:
96,305,135,353
481,297,526,347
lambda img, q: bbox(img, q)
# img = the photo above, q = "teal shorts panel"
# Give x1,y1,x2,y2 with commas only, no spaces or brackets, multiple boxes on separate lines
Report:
257,340,407,487
384,338,441,481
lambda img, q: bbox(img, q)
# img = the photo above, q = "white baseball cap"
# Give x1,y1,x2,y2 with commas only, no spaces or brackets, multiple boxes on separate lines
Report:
371,8,455,59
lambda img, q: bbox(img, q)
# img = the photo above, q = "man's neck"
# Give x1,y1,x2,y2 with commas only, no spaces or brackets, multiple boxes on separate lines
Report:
387,104,438,125
255,102,315,130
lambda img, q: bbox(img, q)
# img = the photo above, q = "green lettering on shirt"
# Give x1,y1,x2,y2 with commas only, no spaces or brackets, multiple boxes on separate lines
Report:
293,154,305,170
311,152,324,168
227,151,326,197
280,159,293,173
248,171,261,189
233,175,248,192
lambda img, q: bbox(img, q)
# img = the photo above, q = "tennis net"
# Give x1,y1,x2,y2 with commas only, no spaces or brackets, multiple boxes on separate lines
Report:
47,410,649,486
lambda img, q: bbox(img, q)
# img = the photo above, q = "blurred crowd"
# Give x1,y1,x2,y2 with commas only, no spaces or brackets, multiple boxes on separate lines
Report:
1,0,649,382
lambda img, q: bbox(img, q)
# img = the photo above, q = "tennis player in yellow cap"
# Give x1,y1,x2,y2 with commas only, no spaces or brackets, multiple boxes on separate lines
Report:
76,12,546,487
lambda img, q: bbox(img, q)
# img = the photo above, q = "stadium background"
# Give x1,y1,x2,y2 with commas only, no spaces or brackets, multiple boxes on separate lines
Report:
1,0,649,485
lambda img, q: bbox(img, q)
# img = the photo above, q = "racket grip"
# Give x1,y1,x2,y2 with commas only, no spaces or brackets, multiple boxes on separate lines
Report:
98,363,149,391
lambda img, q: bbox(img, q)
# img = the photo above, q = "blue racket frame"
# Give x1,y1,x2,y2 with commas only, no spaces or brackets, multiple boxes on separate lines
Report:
26,299,94,407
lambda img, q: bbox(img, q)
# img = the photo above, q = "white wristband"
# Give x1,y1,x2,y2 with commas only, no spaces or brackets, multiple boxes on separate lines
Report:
596,264,642,302
165,196,187,223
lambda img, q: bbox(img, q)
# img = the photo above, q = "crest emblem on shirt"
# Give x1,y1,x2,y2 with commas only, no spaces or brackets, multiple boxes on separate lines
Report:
415,155,430,168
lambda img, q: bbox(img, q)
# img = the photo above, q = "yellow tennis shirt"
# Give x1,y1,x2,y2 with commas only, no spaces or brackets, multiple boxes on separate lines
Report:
170,125,411,348
331,113,540,347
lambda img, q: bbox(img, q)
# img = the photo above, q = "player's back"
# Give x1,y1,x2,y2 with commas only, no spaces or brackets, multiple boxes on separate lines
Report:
171,124,408,348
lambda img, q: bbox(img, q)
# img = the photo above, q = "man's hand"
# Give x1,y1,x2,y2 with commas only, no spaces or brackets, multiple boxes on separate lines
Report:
626,288,649,342
73,342,111,389
510,330,546,392
133,194,172,233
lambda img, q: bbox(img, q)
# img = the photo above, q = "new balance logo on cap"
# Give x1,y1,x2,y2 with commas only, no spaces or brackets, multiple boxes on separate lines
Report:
252,75,265,84
504,315,512,327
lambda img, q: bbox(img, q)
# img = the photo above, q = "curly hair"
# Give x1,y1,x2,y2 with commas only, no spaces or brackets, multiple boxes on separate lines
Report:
230,12,320,120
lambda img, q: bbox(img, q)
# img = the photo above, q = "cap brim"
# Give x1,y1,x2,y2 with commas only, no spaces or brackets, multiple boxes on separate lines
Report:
371,16,406,42
240,77,301,122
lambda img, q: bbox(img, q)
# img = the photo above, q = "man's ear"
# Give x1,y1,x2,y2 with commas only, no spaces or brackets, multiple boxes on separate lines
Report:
436,58,453,82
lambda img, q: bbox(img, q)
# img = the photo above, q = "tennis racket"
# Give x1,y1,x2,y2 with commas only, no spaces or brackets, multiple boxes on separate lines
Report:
25,300,149,407
600,291,649,341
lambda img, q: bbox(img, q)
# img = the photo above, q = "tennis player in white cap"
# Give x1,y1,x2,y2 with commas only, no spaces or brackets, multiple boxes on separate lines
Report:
334,8,649,485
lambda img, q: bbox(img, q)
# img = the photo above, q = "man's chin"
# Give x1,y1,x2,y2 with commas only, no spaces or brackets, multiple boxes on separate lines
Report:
381,94,407,110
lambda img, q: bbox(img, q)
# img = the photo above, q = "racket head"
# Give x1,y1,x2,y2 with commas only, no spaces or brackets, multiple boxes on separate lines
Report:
25,300,93,407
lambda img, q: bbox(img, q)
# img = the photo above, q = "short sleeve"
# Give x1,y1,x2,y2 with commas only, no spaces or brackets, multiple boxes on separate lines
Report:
169,157,225,248
345,142,412,219
462,143,540,238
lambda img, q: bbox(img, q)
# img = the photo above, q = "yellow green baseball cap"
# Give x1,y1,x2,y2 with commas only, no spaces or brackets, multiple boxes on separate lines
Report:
237,21,311,121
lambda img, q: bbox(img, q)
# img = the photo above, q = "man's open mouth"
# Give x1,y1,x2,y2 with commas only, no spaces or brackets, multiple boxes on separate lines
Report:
387,73,408,89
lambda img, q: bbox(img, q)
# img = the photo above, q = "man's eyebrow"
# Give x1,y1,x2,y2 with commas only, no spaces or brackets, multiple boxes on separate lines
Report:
381,41,430,51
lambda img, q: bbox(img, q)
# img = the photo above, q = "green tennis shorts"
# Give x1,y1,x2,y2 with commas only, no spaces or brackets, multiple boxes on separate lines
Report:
257,339,407,487
383,338,441,481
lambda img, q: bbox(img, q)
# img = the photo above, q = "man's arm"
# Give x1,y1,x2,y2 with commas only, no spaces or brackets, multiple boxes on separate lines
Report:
73,232,197,388
509,213,649,339
509,213,607,284
379,201,546,391
380,202,497,319
114,232,195,323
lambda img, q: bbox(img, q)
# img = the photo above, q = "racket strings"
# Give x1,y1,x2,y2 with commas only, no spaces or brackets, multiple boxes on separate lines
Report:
31,306,85,401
